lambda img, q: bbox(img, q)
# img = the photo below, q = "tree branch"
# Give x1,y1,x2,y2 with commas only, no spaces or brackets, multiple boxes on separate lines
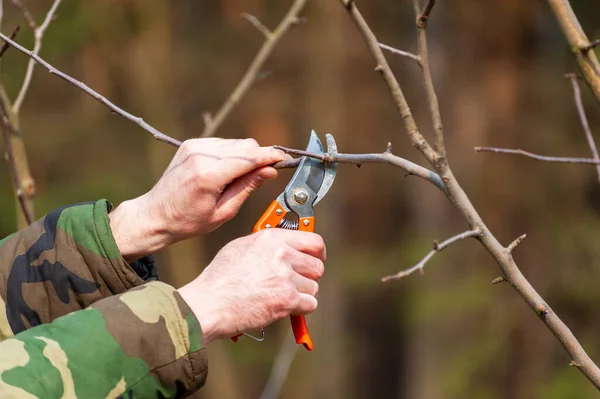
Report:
339,0,438,166
0,94,32,224
340,0,600,389
10,0,35,30
547,0,600,106
582,39,600,52
12,0,62,113
414,0,446,160
474,146,600,165
0,31,182,147
381,229,480,282
200,0,309,138
0,25,19,58
273,144,447,192
377,43,420,62
241,13,273,40
566,73,600,182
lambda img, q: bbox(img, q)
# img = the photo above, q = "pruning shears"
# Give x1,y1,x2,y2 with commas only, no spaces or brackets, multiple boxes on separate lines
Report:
232,130,338,351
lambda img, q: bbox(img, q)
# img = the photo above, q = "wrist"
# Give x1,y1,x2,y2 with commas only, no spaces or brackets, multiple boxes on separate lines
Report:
177,279,230,346
109,196,169,262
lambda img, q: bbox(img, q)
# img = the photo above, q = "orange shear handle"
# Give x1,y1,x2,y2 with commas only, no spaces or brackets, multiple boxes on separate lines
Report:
231,201,315,351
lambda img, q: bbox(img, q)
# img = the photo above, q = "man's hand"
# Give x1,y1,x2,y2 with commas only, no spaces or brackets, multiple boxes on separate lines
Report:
110,138,288,261
177,229,326,345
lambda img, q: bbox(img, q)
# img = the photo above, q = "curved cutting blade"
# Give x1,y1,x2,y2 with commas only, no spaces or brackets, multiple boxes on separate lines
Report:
283,131,326,216
313,133,338,206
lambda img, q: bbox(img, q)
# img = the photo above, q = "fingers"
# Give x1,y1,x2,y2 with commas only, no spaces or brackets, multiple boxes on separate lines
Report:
290,252,325,281
291,273,319,297
280,230,326,261
215,166,278,221
292,293,318,315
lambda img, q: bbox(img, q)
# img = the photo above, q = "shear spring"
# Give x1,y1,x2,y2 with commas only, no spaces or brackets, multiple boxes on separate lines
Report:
277,218,299,230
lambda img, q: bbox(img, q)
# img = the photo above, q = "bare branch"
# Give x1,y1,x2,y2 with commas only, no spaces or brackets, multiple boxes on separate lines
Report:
377,43,420,62
0,32,182,147
241,13,273,40
507,233,527,253
343,0,600,388
259,329,298,399
474,146,600,165
566,73,600,182
413,0,445,160
273,145,447,192
10,0,35,30
547,0,600,106
582,39,600,52
381,229,480,282
338,0,438,165
12,0,62,113
0,25,19,58
201,0,309,138
0,96,32,224
416,0,435,28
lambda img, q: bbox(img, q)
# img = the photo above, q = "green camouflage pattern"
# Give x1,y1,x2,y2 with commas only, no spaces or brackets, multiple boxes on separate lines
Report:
0,200,146,336
0,282,207,398
0,200,208,397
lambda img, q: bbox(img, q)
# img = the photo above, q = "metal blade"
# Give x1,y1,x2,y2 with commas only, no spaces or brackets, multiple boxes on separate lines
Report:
282,131,326,216
313,133,338,206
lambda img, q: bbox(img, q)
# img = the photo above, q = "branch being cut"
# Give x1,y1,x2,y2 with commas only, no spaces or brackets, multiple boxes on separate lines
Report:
381,229,480,282
200,0,308,138
12,0,62,113
259,329,298,399
547,0,600,106
474,147,600,165
340,0,600,389
0,32,182,147
274,144,446,191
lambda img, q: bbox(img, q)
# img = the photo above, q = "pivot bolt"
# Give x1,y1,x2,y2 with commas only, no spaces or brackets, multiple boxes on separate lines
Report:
293,189,309,204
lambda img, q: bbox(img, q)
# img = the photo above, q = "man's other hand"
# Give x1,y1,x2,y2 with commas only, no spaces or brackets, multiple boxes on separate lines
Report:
177,229,326,345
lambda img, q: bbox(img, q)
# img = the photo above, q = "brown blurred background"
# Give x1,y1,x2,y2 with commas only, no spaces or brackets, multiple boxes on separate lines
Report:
1,1,600,398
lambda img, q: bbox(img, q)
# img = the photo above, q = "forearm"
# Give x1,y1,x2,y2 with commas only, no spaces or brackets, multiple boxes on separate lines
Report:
0,200,151,337
0,282,207,398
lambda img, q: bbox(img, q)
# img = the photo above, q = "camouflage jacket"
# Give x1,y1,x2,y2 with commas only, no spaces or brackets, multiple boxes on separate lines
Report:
0,200,208,398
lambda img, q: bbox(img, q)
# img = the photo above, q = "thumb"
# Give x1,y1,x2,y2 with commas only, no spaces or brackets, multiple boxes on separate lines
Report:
215,166,278,221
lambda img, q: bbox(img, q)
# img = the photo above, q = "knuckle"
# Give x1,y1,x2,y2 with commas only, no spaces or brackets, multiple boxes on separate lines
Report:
244,138,259,147
314,260,325,279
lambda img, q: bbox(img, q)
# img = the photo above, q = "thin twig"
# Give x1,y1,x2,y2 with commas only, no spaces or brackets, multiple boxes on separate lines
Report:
377,43,420,62
474,146,600,165
0,32,182,147
566,73,600,182
547,0,600,106
0,97,32,224
343,0,600,388
381,230,480,282
201,0,309,138
416,0,435,28
12,0,62,113
507,234,527,253
0,25,19,58
241,13,273,40
582,39,600,52
259,329,298,399
10,0,35,30
273,145,447,192
339,0,438,166
413,0,445,160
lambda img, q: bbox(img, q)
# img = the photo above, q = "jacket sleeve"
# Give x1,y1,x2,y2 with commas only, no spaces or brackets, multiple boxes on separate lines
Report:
0,282,208,398
0,199,156,339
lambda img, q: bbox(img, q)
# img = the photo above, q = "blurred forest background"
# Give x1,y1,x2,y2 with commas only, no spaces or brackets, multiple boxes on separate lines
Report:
1,0,600,398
